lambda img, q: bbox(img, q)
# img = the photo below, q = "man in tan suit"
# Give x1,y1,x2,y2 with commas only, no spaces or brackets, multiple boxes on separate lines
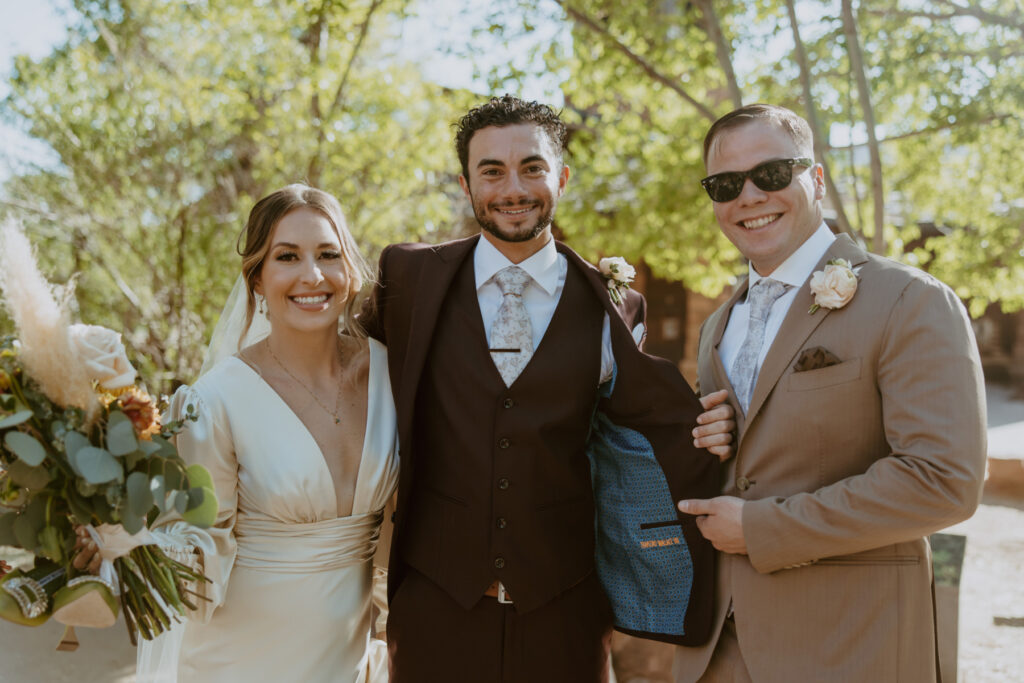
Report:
673,104,987,682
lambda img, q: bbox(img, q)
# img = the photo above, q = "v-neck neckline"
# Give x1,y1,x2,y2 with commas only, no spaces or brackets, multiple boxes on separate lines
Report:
225,343,375,518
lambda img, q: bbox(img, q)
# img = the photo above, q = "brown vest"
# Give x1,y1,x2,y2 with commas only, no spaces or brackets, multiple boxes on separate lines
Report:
399,255,604,612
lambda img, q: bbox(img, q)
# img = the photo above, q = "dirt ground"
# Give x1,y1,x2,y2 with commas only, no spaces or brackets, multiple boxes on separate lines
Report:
2,387,1023,682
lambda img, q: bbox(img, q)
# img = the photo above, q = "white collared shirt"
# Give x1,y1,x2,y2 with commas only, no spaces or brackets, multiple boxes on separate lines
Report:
474,236,619,384
719,223,836,393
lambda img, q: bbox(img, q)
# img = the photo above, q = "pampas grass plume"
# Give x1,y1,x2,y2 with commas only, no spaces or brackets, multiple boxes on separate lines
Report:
0,221,97,414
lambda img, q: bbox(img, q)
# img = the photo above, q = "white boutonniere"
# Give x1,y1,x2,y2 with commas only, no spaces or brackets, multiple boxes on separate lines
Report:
808,258,858,314
598,256,636,305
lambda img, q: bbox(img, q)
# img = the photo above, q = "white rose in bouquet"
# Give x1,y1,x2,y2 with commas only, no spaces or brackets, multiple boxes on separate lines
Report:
68,324,137,390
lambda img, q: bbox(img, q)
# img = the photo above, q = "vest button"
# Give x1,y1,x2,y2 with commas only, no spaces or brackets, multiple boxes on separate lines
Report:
736,476,751,491
496,517,507,529
498,478,510,490
494,556,505,569
503,398,515,409
498,438,511,449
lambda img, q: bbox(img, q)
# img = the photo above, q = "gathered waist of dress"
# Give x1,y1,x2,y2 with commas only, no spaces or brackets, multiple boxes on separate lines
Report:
233,510,383,573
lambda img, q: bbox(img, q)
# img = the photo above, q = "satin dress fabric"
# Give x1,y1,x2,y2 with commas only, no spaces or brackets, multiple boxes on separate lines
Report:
137,338,398,683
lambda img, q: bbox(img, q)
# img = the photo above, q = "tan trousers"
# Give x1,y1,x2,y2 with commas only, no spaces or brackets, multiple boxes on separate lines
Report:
696,616,752,683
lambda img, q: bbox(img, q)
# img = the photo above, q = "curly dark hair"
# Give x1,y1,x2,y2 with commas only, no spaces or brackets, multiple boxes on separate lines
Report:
455,94,568,181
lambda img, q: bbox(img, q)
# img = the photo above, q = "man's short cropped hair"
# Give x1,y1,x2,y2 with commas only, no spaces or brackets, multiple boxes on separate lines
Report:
703,103,814,165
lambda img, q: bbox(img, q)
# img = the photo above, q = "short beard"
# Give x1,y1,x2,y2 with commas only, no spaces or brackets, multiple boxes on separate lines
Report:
473,201,555,244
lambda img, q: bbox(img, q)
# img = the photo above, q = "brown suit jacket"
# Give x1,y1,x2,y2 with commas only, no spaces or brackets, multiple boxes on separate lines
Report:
364,235,719,648
674,234,986,682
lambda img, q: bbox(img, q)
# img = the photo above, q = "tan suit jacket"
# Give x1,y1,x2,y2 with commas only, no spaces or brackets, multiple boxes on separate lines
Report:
674,234,986,682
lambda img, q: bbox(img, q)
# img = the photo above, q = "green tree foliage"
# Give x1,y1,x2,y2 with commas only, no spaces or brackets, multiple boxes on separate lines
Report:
1,0,470,388
473,0,1024,313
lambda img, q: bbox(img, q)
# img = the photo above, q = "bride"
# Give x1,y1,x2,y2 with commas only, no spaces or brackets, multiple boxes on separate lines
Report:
135,184,395,682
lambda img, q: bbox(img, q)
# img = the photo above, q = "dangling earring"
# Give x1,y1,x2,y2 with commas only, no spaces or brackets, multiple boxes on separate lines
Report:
257,295,265,315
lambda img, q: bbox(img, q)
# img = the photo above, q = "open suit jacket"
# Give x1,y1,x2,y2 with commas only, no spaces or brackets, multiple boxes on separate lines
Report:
362,234,720,646
674,234,987,682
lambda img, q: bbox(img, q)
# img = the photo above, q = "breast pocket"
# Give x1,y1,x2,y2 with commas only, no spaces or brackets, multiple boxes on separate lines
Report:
787,357,862,392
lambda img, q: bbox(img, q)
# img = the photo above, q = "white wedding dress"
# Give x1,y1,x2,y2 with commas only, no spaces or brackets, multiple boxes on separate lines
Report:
137,338,397,683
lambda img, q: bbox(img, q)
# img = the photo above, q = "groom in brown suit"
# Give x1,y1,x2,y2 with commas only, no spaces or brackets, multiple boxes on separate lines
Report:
362,96,733,682
674,104,987,681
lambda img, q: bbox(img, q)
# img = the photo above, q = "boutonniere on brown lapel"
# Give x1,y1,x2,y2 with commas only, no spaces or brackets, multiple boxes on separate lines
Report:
808,258,858,314
598,256,636,305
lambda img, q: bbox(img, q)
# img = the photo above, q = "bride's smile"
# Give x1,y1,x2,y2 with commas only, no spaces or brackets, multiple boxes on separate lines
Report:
255,206,350,333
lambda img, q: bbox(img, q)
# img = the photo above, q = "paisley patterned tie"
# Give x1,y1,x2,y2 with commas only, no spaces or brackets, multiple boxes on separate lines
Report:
489,266,534,387
730,278,789,412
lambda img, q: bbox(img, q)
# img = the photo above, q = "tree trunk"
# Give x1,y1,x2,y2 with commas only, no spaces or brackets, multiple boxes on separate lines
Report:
784,0,855,237
693,0,742,108
842,0,886,254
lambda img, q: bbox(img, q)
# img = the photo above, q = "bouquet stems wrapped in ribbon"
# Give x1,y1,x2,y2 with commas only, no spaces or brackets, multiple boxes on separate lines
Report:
0,222,217,645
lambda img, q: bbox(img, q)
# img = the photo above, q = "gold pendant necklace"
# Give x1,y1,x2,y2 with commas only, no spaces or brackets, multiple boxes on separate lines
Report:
267,339,345,424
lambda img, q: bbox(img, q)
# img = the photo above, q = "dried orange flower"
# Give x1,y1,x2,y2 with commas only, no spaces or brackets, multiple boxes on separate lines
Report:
117,387,161,440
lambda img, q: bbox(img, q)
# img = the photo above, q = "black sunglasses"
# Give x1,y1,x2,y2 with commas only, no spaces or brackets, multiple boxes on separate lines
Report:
700,157,814,203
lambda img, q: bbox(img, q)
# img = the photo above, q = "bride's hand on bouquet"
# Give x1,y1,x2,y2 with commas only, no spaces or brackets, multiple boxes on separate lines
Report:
72,526,102,575
694,389,736,462
0,560,10,576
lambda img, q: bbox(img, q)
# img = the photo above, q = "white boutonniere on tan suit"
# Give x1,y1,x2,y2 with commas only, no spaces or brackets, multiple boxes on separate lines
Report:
808,258,859,314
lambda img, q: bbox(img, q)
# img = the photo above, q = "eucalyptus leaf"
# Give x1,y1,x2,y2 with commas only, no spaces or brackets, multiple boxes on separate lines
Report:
92,494,117,525
63,431,90,458
13,498,47,549
0,511,17,546
124,449,145,470
150,475,167,512
149,435,176,458
38,525,64,562
4,431,47,466
67,489,94,526
5,458,53,489
172,490,188,515
181,487,217,528
121,511,144,535
0,410,33,429
126,471,154,518
184,487,204,511
138,440,162,456
106,411,138,456
72,446,123,484
163,462,185,491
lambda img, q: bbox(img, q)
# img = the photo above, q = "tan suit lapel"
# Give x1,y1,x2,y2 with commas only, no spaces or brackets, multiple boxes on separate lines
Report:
741,234,870,434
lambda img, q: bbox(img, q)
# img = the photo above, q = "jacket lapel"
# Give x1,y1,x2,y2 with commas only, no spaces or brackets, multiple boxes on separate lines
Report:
741,234,869,434
395,235,478,444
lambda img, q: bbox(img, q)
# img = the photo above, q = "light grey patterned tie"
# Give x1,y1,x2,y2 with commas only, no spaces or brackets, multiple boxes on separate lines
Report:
731,278,789,412
489,266,534,387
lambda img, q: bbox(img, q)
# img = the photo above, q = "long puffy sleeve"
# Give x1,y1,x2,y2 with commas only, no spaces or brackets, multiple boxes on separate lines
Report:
152,382,239,624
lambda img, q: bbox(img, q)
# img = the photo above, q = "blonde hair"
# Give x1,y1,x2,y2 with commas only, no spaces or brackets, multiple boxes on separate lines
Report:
236,184,372,344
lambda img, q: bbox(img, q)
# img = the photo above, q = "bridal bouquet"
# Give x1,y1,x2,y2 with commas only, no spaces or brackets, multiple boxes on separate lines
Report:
0,223,217,645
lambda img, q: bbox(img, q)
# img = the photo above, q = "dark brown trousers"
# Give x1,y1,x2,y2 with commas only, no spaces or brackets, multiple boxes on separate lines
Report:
388,570,613,683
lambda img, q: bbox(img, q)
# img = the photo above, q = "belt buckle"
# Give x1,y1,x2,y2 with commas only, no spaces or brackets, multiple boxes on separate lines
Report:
497,582,513,604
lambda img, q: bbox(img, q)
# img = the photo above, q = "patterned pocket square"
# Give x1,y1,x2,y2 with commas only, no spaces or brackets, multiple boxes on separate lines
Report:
793,346,842,373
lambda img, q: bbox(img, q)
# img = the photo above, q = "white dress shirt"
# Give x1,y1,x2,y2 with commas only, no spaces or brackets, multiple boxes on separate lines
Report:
474,237,621,384
719,223,836,393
